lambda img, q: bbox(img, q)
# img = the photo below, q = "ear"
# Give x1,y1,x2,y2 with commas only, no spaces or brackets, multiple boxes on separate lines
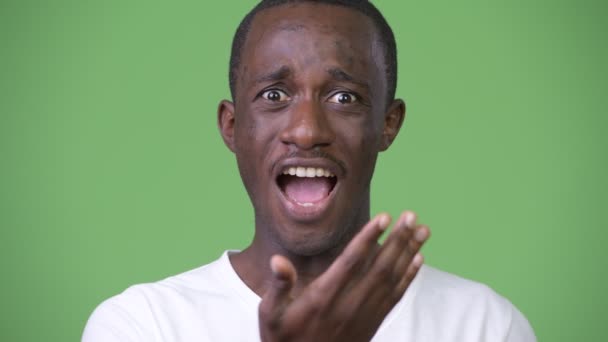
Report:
379,99,406,151
217,100,236,153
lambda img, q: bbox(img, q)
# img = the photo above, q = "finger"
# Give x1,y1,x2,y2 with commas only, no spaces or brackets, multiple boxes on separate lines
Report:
285,214,392,327
395,252,424,296
352,251,425,320
371,211,417,283
346,211,418,309
259,255,297,330
373,227,429,309
393,223,430,277
314,213,391,298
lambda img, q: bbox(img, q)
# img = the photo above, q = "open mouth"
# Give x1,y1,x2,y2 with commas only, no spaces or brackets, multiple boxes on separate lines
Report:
277,167,338,207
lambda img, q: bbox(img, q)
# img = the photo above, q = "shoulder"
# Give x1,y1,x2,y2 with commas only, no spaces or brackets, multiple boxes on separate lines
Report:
108,253,231,307
415,264,507,305
411,265,515,324
403,265,536,341
82,254,232,342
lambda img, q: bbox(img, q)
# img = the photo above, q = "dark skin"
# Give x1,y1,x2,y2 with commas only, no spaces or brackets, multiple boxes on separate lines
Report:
217,3,430,341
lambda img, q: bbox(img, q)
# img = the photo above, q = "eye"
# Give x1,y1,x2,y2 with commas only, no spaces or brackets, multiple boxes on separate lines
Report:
261,89,290,102
328,92,357,104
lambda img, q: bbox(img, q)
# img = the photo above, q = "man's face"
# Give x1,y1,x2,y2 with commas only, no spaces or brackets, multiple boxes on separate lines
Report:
219,3,403,256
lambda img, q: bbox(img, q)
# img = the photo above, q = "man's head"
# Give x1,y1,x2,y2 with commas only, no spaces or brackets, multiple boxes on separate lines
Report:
218,0,405,256
229,0,398,107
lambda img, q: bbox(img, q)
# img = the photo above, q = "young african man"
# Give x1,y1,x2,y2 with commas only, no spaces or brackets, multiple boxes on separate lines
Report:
83,1,536,341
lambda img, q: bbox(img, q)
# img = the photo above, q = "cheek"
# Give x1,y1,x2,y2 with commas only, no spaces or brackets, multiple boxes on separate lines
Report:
234,114,263,156
233,118,261,185
233,113,281,178
354,117,384,165
335,116,382,156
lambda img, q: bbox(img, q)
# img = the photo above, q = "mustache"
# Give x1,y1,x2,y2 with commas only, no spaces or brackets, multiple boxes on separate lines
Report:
273,149,347,176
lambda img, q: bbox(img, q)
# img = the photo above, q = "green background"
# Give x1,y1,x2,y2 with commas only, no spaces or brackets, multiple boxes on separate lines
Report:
1,0,606,341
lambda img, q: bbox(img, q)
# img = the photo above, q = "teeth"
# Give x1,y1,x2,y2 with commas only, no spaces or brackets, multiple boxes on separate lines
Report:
282,166,335,178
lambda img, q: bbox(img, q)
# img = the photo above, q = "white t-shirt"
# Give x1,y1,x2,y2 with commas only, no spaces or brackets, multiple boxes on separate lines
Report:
83,251,536,342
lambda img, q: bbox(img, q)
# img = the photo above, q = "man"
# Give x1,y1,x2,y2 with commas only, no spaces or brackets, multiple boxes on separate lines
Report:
83,1,536,341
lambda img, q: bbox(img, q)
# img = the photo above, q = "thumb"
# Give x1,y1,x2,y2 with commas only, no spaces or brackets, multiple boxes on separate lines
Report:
259,255,297,328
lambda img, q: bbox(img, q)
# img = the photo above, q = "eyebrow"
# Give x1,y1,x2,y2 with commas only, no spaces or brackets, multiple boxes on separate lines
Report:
253,65,369,90
326,67,369,90
254,65,292,84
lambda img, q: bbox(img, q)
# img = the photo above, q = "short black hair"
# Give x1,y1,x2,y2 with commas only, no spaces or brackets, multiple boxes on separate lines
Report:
228,0,397,105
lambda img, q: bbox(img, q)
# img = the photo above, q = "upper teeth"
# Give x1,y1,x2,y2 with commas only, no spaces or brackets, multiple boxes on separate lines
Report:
282,167,335,178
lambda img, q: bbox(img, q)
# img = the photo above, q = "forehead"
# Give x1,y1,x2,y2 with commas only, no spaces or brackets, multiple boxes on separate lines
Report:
238,3,384,90
250,3,376,38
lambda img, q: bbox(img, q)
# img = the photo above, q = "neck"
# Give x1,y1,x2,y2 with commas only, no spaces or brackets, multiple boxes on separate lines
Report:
230,193,371,297
229,237,336,298
230,219,367,298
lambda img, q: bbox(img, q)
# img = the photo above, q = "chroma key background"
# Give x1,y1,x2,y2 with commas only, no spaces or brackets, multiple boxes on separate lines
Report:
1,1,606,341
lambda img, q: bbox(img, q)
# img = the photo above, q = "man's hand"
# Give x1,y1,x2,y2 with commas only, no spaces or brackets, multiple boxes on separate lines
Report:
258,211,430,342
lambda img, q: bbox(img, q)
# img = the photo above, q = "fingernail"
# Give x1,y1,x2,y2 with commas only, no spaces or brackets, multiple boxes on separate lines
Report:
377,214,391,230
405,211,416,227
414,227,428,242
270,256,280,275
413,253,424,267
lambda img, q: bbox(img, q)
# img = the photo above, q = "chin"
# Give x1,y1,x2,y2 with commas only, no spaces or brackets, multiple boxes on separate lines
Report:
283,238,335,256
273,220,353,257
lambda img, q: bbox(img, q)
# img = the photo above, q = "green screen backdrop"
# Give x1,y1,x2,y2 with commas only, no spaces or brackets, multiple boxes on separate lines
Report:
1,1,606,341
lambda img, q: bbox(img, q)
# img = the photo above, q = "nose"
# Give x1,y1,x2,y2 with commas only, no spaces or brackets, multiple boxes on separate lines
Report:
279,98,335,150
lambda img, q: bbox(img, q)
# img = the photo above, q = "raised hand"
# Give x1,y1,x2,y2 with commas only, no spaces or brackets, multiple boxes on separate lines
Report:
259,211,430,342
